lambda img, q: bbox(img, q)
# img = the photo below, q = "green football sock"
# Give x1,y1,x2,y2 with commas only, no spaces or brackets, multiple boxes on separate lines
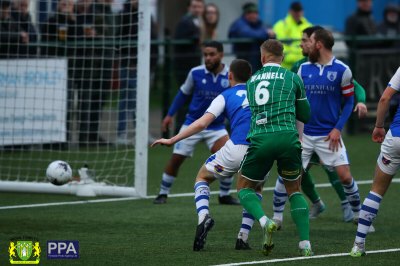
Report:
289,192,310,241
323,165,346,201
238,188,265,221
301,170,320,203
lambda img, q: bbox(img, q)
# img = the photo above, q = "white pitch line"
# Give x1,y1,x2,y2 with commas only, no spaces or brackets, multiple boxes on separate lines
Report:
159,178,400,199
0,178,399,210
0,197,142,210
211,248,400,266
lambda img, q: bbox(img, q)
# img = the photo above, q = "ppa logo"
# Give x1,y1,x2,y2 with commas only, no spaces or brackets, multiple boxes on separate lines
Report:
47,240,79,259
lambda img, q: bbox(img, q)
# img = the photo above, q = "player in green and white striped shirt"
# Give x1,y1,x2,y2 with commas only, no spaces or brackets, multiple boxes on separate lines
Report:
237,39,313,256
246,65,300,135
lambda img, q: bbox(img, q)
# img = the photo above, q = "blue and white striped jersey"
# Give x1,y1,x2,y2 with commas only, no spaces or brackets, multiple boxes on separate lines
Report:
298,57,354,136
181,64,230,130
206,84,251,145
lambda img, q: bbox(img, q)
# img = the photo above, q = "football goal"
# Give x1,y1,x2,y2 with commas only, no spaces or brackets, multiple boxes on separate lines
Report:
0,0,151,197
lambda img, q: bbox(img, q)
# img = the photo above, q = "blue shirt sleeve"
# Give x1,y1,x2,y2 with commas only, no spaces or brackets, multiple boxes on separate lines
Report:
335,95,354,131
167,90,190,116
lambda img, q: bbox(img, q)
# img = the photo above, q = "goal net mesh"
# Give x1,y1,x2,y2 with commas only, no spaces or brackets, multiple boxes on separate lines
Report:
0,0,150,196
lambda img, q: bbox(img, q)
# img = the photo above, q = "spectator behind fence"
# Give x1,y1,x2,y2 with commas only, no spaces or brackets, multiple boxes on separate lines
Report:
377,4,400,48
0,0,29,58
228,2,274,71
116,0,159,145
174,0,204,84
202,3,219,41
345,0,378,49
11,0,37,57
41,0,80,57
379,4,400,121
73,0,115,145
74,0,95,81
272,1,312,70
173,0,205,134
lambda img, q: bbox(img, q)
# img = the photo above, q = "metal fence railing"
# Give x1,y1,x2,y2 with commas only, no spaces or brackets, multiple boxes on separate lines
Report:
2,36,399,135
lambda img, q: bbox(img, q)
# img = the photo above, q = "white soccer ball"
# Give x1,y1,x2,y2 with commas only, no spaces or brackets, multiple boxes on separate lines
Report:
46,160,72,186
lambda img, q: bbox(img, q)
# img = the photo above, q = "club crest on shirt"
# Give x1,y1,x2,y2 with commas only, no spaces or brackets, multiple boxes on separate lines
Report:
327,71,337,82
202,78,207,84
220,78,229,88
382,155,391,165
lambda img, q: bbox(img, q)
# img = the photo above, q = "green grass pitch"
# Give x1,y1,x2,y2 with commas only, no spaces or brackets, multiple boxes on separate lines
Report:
0,133,400,265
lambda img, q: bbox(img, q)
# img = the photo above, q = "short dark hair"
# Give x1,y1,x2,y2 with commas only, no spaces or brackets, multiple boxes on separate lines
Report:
303,25,324,38
230,59,252,83
190,0,204,5
242,2,258,13
312,29,334,50
203,40,223,52
290,1,303,12
260,39,284,57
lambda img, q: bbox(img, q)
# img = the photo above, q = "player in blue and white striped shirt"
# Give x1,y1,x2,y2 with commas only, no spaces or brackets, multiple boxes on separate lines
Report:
350,66,400,257
152,59,253,251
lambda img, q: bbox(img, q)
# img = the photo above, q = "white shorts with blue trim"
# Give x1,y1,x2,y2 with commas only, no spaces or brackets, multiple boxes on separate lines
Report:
204,139,248,179
301,133,349,169
173,125,228,157
377,129,400,175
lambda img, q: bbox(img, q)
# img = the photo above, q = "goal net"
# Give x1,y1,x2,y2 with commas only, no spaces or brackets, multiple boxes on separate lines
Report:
0,0,150,197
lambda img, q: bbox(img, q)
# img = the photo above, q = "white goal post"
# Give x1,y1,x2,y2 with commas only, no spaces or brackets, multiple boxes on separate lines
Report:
0,1,151,197
134,0,151,197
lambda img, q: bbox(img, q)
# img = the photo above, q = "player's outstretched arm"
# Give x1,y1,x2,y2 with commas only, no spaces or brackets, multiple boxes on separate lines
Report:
151,138,174,147
373,86,397,143
152,113,216,147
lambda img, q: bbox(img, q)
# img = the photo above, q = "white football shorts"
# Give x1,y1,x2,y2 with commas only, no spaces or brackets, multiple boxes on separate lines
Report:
377,129,400,175
301,133,350,169
173,125,228,157
204,139,248,179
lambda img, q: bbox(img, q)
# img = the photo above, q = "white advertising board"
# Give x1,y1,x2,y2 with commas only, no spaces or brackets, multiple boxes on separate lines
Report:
0,59,68,145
